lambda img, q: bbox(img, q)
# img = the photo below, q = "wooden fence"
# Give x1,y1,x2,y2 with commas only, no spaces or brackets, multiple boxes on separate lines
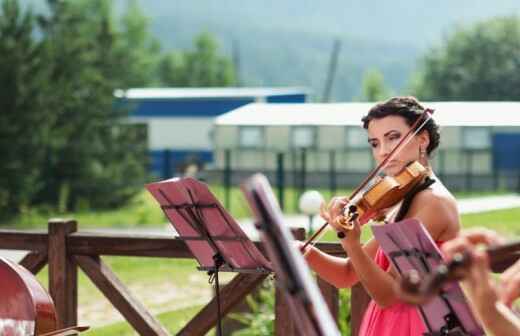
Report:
3,219,516,335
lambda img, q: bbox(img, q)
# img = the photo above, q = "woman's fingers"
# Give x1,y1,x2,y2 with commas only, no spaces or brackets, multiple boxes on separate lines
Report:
441,229,504,261
500,260,520,307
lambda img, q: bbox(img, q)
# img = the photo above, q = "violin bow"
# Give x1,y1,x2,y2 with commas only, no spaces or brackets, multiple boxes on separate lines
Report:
301,108,434,252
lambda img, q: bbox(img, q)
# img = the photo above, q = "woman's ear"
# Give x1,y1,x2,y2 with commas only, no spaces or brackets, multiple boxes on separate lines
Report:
418,130,430,151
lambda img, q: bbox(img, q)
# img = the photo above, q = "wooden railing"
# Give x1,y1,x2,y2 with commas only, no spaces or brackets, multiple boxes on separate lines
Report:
0,219,371,335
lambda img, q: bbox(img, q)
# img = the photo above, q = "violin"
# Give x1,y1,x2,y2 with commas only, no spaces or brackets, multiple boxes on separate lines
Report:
398,240,520,305
0,257,89,336
301,108,434,251
337,160,428,229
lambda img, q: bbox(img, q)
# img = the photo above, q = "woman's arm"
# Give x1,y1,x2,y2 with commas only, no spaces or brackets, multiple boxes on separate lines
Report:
302,238,379,288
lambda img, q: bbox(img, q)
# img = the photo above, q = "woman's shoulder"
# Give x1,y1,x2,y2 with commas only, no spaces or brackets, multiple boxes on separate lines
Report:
408,182,460,240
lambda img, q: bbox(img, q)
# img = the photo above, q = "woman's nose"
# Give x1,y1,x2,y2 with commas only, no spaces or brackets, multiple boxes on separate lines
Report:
378,142,391,158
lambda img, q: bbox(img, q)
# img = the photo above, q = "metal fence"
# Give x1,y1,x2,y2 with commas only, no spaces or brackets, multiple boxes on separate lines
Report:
182,148,520,212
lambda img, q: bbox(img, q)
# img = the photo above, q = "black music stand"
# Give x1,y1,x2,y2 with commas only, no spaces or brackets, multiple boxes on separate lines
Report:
241,173,341,336
146,177,271,336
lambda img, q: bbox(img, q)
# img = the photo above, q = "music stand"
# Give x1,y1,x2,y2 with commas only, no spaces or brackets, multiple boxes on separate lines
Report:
241,173,341,336
371,219,484,336
146,177,271,335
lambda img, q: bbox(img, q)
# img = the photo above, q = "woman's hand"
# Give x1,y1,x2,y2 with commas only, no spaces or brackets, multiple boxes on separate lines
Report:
500,259,520,307
441,229,507,312
320,197,361,245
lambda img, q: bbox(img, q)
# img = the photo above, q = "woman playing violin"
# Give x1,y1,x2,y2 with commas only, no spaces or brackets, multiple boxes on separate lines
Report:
302,96,460,336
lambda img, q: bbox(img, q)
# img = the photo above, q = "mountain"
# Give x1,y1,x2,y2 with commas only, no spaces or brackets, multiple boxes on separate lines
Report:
20,0,520,101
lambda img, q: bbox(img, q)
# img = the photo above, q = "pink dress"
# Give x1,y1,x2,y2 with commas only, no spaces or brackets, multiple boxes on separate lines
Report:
358,246,433,336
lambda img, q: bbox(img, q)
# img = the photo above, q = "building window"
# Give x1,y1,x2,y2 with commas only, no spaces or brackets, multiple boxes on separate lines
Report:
239,126,264,148
346,127,369,148
462,127,490,149
291,126,316,148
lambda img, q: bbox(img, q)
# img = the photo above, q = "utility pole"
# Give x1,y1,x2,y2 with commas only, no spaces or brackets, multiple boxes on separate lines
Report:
322,38,342,102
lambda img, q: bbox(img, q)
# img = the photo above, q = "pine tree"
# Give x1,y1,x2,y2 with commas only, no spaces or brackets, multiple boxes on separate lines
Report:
0,0,50,217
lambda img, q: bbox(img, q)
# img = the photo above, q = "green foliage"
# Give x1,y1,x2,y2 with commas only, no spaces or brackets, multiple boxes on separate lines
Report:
0,0,239,218
159,32,236,87
339,289,352,335
0,0,50,217
229,282,275,336
32,0,149,211
413,16,520,100
113,0,161,88
358,68,392,102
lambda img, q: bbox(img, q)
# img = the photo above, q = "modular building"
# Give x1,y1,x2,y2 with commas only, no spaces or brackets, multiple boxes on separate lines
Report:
213,102,520,191
116,87,308,178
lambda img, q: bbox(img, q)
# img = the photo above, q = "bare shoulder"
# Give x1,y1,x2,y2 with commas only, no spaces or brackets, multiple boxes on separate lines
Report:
406,181,460,241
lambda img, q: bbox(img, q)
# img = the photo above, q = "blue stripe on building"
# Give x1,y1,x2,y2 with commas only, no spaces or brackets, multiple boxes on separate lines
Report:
266,94,306,103
128,98,255,117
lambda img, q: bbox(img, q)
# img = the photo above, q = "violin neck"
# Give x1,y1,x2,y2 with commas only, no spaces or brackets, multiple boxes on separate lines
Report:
488,240,520,263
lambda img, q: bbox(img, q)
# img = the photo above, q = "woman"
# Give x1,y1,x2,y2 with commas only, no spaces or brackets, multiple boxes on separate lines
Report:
302,96,460,335
442,229,520,336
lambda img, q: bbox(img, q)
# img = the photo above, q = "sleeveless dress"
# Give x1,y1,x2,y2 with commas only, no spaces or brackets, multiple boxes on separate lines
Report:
359,176,440,336
358,243,443,336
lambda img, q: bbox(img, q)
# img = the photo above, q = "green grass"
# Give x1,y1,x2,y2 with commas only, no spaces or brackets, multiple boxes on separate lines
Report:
83,304,204,336
3,185,510,229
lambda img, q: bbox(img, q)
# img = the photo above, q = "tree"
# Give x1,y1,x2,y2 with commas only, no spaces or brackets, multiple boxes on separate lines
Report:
159,32,236,87
33,0,148,211
113,0,161,88
359,68,391,102
0,0,50,217
413,16,520,101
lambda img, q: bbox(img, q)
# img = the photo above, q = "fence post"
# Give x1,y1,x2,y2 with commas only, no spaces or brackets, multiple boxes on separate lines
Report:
300,148,307,193
163,149,172,179
438,148,446,182
223,149,232,210
48,218,78,329
329,150,337,197
276,152,285,211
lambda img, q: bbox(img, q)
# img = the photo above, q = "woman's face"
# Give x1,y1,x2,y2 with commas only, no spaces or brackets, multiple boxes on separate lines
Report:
367,115,429,176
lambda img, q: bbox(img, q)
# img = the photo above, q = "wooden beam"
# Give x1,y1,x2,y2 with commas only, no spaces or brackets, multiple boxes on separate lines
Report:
48,219,78,329
0,230,47,251
75,255,170,336
19,251,48,275
177,273,268,336
68,233,193,258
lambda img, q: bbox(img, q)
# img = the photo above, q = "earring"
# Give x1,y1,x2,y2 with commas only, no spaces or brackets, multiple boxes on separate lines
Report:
419,147,426,158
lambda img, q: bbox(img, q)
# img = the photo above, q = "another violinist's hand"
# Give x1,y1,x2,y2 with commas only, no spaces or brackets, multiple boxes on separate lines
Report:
500,259,520,307
441,229,505,317
320,197,348,229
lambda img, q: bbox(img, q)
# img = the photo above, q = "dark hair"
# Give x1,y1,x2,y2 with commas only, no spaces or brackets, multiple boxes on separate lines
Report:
361,96,440,155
